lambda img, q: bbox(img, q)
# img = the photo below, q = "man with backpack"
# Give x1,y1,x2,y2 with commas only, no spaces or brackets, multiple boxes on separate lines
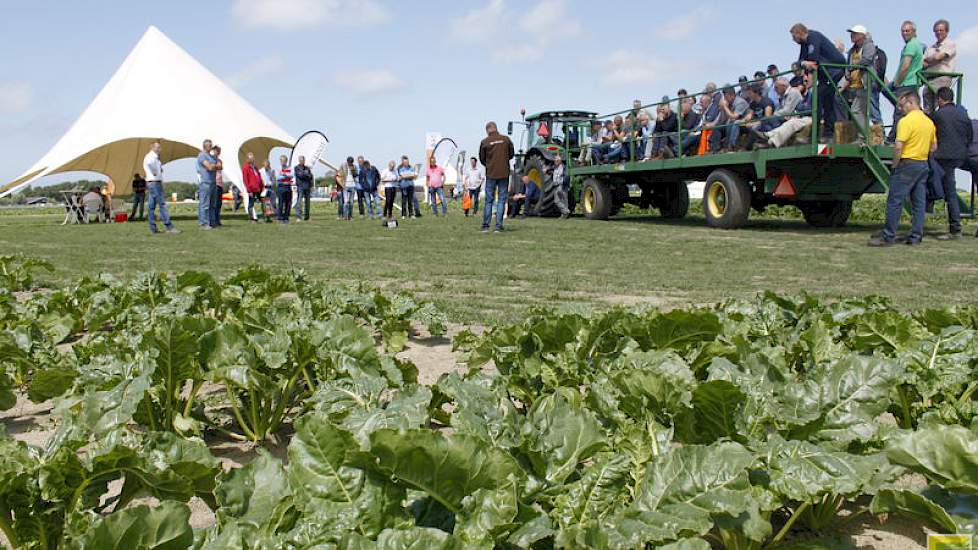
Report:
843,26,878,134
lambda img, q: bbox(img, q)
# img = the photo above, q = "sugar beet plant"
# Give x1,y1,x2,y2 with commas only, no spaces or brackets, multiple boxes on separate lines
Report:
3,256,978,549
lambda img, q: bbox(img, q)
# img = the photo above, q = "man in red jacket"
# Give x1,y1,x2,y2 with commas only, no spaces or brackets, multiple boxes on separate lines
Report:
242,152,264,222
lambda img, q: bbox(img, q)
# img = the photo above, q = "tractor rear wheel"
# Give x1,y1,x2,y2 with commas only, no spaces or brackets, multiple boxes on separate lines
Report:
703,169,751,229
524,156,561,217
658,181,690,219
581,178,613,220
799,200,853,228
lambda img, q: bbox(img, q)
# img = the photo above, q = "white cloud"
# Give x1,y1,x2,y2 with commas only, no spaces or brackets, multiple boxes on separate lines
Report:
449,0,581,64
224,55,287,89
232,0,389,30
599,50,679,87
333,69,405,96
959,25,978,57
657,7,715,41
0,82,32,114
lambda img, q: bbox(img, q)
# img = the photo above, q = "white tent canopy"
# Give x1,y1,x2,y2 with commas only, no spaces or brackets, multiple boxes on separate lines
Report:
1,26,294,197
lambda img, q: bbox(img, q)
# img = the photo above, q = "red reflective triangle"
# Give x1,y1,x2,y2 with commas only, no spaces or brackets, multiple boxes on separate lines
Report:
773,173,797,199
537,122,550,137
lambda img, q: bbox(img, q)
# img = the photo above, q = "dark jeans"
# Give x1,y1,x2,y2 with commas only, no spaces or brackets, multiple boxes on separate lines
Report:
885,84,919,141
383,187,397,218
130,192,145,219
937,158,964,234
482,177,508,230
209,185,223,226
400,185,414,217
710,125,741,150
356,189,366,216
277,187,292,221
295,187,311,220
817,68,844,138
882,160,928,242
468,189,481,214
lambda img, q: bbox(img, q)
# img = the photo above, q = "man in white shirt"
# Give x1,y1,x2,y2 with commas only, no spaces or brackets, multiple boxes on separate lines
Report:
923,18,957,112
463,157,485,216
143,140,179,234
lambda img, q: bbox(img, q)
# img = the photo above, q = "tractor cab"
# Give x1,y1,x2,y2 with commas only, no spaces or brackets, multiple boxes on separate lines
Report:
508,110,597,160
506,110,597,218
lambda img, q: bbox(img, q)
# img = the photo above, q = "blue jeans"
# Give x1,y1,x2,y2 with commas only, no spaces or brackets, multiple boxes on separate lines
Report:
469,189,481,213
523,181,539,213
197,182,211,226
130,192,145,220
882,160,928,242
147,183,173,233
294,187,311,220
343,186,356,218
711,125,741,150
482,177,508,230
429,187,447,214
363,189,380,218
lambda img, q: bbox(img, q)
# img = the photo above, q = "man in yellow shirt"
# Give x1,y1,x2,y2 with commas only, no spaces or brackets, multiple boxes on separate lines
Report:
869,91,936,246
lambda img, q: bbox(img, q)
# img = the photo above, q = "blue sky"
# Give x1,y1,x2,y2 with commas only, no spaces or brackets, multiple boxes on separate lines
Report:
1,0,977,185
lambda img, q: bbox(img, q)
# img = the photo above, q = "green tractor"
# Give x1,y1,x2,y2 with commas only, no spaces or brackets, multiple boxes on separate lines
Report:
507,110,597,216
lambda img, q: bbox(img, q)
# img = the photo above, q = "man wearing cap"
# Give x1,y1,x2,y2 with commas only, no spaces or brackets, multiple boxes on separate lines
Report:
842,25,878,134
791,23,847,141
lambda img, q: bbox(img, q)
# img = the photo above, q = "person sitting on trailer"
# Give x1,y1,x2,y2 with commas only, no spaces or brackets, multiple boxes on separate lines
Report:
590,120,615,163
602,116,629,163
581,120,604,164
711,86,752,153
636,111,655,160
648,98,679,159
679,92,721,157
672,98,701,157
745,85,779,149
756,74,814,148
773,77,804,118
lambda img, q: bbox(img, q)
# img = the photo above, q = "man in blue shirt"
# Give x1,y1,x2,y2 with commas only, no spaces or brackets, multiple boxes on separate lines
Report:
791,23,846,141
195,139,221,229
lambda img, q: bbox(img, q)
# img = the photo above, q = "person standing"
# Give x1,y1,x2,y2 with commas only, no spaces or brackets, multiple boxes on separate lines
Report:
143,141,179,234
359,160,381,220
479,121,515,233
261,159,277,222
923,19,957,113
932,87,973,240
381,160,399,223
887,21,926,141
396,156,417,219
242,152,263,223
868,91,936,247
336,157,358,221
130,172,146,221
552,153,571,219
209,146,224,228
426,155,448,216
842,25,878,134
463,157,485,216
276,154,293,223
791,23,847,142
293,156,314,222
195,139,220,229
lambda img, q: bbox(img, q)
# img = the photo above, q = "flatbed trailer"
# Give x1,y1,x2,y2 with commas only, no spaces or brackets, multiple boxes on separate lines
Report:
513,65,968,229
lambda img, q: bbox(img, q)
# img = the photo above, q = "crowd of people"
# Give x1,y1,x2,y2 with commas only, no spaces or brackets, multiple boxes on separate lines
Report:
584,19,960,162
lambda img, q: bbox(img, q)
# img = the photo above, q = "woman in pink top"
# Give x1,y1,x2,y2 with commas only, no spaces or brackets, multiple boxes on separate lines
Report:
426,156,448,216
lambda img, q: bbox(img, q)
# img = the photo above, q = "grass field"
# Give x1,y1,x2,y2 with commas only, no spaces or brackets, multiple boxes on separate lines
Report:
1,198,976,323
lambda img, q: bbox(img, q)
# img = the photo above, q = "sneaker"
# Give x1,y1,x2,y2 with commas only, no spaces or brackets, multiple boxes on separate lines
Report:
936,232,962,241
166,227,181,234
494,227,504,233
867,236,894,247
481,227,490,233
200,225,212,231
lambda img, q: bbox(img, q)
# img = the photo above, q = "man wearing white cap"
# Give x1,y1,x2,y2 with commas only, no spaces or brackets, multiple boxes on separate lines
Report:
843,25,878,134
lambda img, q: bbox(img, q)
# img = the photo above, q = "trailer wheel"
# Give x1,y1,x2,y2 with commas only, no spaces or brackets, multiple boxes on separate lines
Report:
659,181,690,219
800,200,853,228
581,178,613,220
703,169,751,229
524,156,560,217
